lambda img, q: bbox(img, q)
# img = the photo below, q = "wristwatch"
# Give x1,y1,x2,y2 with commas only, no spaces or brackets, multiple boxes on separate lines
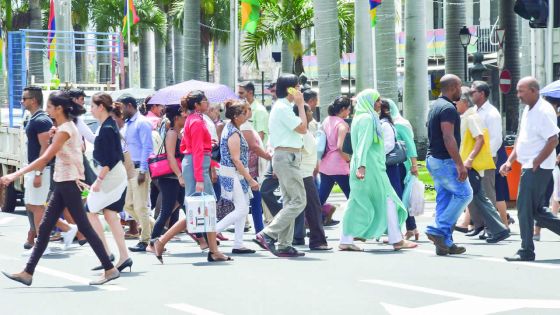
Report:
34,171,43,176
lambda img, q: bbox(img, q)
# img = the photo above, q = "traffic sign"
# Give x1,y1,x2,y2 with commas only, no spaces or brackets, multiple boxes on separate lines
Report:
496,29,506,48
500,70,512,94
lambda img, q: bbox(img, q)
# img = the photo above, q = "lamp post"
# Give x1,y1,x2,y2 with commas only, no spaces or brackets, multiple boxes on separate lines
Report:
459,26,472,82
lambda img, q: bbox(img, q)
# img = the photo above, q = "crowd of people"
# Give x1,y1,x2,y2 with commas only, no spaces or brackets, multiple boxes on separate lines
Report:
2,72,560,287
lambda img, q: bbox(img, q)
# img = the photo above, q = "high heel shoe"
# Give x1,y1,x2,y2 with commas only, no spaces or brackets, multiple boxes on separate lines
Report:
116,258,133,272
405,229,420,241
207,252,233,262
2,271,32,286
153,239,164,264
89,270,120,285
91,254,116,271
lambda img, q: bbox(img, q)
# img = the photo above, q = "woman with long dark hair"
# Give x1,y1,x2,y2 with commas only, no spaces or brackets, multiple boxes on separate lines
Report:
1,91,119,286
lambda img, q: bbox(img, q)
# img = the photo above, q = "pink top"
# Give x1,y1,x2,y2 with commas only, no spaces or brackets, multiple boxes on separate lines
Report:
319,116,350,175
146,111,161,130
54,122,85,182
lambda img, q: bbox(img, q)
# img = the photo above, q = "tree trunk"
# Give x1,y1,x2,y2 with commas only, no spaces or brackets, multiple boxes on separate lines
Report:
354,0,374,93
313,0,341,120
154,30,166,89
183,0,201,80
174,26,184,83
28,0,44,83
139,28,154,89
166,21,175,86
219,40,234,88
444,0,466,80
375,0,398,102
281,41,293,74
404,0,429,158
500,0,520,134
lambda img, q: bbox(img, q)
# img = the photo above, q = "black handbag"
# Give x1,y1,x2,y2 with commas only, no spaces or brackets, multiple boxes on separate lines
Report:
385,123,407,166
211,144,221,162
216,197,235,221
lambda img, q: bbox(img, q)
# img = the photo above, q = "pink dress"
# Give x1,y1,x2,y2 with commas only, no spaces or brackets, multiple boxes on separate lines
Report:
319,116,350,176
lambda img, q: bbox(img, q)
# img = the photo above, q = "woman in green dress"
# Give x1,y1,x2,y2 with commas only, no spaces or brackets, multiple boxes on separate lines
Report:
387,99,421,240
338,89,417,251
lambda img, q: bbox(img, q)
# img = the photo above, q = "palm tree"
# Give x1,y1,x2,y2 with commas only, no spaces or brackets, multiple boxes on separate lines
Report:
313,0,340,118
136,0,166,89
444,0,465,79
182,0,201,80
29,0,44,83
354,0,374,92
404,0,429,154
72,0,93,83
500,0,520,133
375,0,398,102
154,0,166,89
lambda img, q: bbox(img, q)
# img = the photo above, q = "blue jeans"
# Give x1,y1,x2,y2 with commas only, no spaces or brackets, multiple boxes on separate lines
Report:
426,156,473,246
318,173,350,205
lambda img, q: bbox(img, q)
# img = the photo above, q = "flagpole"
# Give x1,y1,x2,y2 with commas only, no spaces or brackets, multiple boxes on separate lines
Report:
128,12,132,88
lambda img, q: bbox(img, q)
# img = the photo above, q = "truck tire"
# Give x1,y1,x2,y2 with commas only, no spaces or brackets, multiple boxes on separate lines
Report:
0,183,17,213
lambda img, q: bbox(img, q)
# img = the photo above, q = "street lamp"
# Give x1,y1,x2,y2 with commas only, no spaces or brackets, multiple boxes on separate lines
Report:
459,26,472,82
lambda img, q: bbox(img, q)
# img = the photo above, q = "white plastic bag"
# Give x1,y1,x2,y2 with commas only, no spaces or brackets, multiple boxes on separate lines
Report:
408,177,425,216
185,193,217,233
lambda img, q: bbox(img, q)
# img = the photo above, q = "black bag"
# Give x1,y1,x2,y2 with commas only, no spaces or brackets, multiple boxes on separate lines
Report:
211,144,221,162
83,154,97,185
385,123,407,166
216,197,235,221
342,132,353,155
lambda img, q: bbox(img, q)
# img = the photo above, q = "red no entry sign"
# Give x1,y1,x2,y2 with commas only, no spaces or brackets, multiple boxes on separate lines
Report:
500,70,512,94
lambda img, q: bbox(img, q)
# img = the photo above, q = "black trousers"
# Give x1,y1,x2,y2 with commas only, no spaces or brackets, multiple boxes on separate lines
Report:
25,181,114,275
294,177,328,248
151,177,184,239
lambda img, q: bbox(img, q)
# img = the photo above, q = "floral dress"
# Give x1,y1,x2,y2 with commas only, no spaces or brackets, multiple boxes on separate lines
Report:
219,122,250,201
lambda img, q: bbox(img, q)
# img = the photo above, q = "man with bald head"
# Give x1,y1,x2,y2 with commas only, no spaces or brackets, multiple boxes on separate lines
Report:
425,74,473,256
500,76,560,262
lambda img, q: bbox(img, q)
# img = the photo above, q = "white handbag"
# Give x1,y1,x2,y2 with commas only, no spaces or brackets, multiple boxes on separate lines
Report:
185,192,217,233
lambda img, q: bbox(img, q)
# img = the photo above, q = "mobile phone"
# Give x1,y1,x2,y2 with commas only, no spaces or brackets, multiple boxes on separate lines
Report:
288,87,297,95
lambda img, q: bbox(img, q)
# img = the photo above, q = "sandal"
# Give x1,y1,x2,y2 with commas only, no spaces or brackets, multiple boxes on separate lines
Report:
338,244,363,251
393,240,418,251
405,229,420,241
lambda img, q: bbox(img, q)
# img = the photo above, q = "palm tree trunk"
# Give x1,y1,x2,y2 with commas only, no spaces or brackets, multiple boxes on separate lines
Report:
218,40,234,88
174,26,184,83
500,0,520,134
166,21,174,86
154,30,166,89
444,0,466,80
139,28,154,89
28,0,44,83
404,0,429,157
281,41,293,74
354,0,374,93
313,0,341,120
183,0,201,80
375,0,398,102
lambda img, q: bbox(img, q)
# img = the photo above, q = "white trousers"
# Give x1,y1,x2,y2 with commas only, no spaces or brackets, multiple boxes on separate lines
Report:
216,176,250,249
340,198,403,245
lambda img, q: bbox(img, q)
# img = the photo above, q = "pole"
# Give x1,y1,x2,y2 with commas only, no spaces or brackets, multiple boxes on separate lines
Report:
347,60,351,97
127,14,132,88
372,27,377,89
234,0,239,88
546,0,554,85
464,46,468,82
261,71,265,105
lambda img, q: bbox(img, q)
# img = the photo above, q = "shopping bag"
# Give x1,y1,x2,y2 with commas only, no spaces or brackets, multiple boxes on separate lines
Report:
185,193,217,233
460,128,496,171
402,175,425,216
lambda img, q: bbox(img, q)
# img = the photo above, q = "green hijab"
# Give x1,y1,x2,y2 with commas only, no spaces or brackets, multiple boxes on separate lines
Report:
387,98,413,130
355,89,382,141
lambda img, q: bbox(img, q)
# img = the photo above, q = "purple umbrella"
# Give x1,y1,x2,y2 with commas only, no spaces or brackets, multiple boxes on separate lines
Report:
147,80,238,105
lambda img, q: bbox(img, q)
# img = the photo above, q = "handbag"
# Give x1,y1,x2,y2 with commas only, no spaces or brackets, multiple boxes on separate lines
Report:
216,197,235,221
316,128,327,159
148,131,182,179
211,144,221,162
385,123,407,166
402,175,425,216
460,128,496,171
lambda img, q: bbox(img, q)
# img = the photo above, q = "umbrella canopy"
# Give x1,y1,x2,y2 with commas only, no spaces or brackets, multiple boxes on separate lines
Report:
541,80,560,99
147,80,237,105
111,88,155,101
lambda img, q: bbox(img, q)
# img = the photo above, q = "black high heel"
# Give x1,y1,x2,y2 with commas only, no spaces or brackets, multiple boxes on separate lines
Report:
91,254,115,271
207,252,233,262
153,239,164,264
116,258,133,272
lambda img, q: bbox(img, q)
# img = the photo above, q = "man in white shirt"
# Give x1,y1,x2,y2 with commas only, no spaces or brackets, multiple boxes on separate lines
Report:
500,77,560,261
470,81,502,204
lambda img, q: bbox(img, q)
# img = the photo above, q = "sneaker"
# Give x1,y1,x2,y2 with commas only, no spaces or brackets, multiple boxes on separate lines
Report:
274,246,305,257
448,244,466,255
61,224,78,250
426,233,449,256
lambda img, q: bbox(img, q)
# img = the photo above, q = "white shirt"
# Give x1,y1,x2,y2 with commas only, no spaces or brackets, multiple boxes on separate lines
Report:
381,119,396,154
516,98,560,169
203,114,218,141
300,130,317,178
476,101,502,157
76,116,96,144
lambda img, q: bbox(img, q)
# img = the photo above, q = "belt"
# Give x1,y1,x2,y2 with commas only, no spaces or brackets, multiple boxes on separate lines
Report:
275,146,302,153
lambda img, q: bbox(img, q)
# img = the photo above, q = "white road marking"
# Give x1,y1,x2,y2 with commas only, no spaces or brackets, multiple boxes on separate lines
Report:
414,248,560,270
0,217,16,225
35,266,126,291
363,279,560,315
166,303,224,315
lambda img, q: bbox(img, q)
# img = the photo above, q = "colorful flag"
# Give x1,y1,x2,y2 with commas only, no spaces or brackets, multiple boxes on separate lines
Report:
369,0,382,27
241,0,261,34
47,0,57,75
122,0,140,38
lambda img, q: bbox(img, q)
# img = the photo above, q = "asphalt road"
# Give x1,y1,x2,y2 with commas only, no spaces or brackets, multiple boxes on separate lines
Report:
2,200,560,315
